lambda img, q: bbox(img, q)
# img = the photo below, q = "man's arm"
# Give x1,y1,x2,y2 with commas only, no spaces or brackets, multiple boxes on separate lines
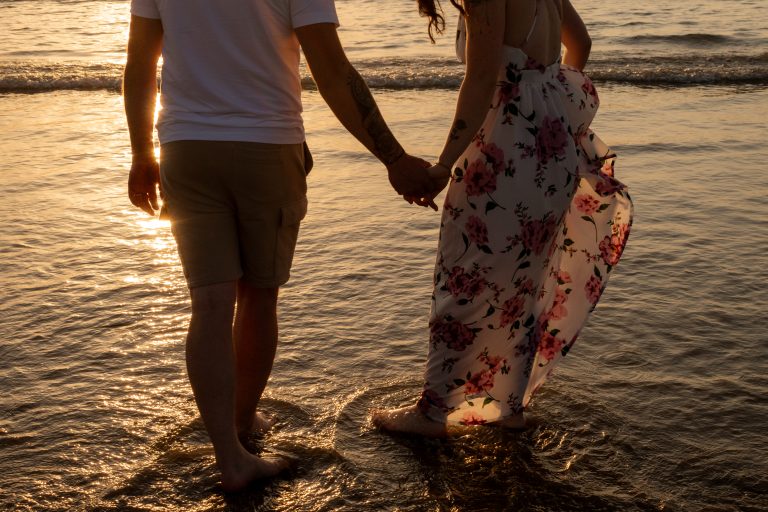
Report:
123,15,163,215
295,23,436,200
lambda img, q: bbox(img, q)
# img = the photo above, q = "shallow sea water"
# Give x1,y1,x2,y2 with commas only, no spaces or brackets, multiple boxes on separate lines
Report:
2,84,767,511
1,0,768,510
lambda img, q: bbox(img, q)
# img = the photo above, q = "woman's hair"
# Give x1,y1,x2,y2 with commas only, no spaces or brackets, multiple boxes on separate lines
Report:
417,0,465,43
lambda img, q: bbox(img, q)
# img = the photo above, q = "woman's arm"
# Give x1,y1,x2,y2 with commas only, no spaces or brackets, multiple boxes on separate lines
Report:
434,0,506,174
561,0,591,70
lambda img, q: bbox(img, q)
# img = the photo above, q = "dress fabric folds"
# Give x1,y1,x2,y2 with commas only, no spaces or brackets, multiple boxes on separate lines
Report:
418,46,633,425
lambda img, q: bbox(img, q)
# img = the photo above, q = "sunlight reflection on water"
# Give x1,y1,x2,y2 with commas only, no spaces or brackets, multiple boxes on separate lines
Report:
1,5,767,504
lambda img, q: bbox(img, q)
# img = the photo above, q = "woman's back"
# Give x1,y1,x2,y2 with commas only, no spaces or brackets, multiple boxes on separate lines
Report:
504,0,562,65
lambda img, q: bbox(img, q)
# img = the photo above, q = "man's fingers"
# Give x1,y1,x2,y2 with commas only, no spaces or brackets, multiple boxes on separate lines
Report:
129,192,158,216
148,189,159,211
139,202,155,216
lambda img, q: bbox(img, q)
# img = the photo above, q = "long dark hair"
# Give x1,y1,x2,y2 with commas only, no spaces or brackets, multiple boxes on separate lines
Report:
417,0,465,43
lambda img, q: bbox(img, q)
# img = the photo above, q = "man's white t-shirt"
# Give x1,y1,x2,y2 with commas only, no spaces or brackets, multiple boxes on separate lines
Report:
130,0,338,145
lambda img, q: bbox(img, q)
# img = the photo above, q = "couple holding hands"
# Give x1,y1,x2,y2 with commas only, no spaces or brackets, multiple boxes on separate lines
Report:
124,0,631,491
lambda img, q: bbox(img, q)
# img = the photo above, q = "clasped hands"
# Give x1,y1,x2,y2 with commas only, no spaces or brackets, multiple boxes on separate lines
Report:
386,153,451,211
129,151,450,216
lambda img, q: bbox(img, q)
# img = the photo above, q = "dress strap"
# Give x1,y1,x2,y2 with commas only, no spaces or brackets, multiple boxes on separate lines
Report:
521,0,541,46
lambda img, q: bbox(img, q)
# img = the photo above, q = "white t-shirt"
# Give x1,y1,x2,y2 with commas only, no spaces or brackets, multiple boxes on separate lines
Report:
130,0,339,144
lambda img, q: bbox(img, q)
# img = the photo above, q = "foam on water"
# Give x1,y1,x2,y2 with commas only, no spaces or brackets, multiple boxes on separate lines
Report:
2,52,767,94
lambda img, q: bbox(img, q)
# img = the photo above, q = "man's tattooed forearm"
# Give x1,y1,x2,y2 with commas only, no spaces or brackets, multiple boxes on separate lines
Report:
449,119,467,141
347,68,404,165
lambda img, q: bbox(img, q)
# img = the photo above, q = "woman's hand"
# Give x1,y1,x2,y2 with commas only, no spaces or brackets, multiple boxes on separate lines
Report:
403,164,451,211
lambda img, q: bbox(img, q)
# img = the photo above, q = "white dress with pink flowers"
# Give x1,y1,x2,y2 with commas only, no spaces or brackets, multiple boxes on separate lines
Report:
417,43,633,425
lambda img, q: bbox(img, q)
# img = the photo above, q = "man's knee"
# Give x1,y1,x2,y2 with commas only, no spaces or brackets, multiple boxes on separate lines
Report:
190,281,237,316
237,281,279,309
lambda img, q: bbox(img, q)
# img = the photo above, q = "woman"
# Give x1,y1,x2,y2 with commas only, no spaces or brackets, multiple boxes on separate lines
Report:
373,0,633,435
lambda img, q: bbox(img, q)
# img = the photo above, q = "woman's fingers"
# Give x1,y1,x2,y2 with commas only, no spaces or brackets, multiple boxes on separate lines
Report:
427,164,451,179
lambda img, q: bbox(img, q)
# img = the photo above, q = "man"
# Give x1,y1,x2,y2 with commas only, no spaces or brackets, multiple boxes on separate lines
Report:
123,0,435,491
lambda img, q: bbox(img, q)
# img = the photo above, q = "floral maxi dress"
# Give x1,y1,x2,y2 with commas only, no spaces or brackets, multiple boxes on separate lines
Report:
418,45,634,426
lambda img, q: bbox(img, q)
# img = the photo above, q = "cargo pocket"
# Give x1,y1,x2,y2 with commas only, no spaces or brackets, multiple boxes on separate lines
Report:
274,196,308,285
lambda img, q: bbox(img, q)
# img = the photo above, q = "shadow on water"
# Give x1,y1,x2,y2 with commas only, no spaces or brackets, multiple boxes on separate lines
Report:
333,382,663,512
85,381,672,511
92,397,366,512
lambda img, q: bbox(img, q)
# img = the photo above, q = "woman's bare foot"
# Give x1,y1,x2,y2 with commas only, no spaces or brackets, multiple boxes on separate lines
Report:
219,453,289,493
237,411,277,441
371,405,447,437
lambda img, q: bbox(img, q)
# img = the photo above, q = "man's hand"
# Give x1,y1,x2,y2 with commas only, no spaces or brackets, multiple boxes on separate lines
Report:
386,153,435,198
403,163,451,211
128,155,161,216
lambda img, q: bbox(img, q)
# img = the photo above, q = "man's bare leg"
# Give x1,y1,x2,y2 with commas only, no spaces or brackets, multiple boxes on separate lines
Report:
186,282,287,491
233,282,279,440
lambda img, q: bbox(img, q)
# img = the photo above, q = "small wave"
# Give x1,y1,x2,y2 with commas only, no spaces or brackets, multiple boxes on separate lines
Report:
2,54,767,94
623,33,734,45
0,62,124,93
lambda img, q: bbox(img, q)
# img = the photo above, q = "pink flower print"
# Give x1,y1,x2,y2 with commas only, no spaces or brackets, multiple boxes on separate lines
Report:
599,223,630,266
538,329,565,361
616,223,630,242
446,266,487,299
481,143,505,172
482,354,506,373
418,388,449,414
599,236,622,266
582,78,599,103
430,319,477,352
464,369,495,395
594,176,622,196
465,276,487,298
500,295,525,327
447,266,473,297
536,116,568,164
464,158,498,196
444,200,461,220
497,82,520,106
524,57,546,73
602,158,616,177
465,215,489,246
459,411,487,426
521,215,557,255
556,271,572,284
585,275,602,304
548,287,569,320
519,277,536,295
574,194,601,215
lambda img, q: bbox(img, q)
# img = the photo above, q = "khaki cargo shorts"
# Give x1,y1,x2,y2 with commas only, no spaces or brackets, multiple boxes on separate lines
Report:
160,140,308,289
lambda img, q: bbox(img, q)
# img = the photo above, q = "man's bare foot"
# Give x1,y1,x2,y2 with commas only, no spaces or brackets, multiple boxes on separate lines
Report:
237,411,277,440
220,453,289,493
371,405,447,437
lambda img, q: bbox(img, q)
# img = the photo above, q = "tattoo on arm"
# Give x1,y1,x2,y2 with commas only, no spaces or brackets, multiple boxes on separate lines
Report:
449,119,467,141
347,68,404,165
